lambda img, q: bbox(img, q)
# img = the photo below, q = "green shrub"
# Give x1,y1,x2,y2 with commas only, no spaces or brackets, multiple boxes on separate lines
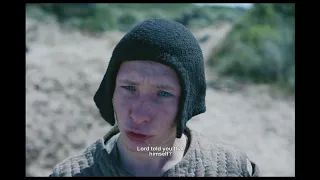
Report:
26,4,56,22
208,3,295,92
26,3,248,33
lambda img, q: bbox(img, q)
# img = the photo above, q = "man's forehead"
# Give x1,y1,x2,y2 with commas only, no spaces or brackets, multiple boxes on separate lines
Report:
120,60,174,69
117,78,179,91
116,74,179,85
116,61,181,91
118,60,178,77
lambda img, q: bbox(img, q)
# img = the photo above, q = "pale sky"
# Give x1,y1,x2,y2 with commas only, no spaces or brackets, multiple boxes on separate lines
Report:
193,3,253,9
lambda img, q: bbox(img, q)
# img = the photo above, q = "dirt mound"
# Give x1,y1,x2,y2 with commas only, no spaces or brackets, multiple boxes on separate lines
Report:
26,18,122,176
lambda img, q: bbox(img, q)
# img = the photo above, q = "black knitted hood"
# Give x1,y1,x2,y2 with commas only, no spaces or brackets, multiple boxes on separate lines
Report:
94,18,206,138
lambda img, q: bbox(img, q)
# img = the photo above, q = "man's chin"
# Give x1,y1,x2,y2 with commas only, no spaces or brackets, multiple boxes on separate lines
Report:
124,137,150,152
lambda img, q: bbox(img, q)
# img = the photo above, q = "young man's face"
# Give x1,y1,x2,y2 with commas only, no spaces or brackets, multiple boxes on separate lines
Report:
113,61,181,152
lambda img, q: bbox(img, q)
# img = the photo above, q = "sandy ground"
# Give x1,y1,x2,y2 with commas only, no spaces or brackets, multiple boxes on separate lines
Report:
26,18,295,177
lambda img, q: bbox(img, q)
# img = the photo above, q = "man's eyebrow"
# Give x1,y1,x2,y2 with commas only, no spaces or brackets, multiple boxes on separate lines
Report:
153,84,176,91
118,79,139,85
118,79,176,91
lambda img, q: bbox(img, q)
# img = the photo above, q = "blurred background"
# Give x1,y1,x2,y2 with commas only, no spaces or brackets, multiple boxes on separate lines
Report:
26,3,295,177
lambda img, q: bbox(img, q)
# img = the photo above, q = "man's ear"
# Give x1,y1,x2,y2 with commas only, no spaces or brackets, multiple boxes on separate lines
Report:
113,106,118,125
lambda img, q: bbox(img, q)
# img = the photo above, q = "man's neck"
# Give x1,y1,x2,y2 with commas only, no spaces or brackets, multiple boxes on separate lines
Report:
116,134,187,177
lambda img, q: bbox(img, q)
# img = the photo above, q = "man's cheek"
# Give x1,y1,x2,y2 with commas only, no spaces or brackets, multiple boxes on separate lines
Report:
114,93,130,108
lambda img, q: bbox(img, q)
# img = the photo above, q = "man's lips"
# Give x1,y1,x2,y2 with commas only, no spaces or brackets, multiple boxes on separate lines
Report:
125,130,154,142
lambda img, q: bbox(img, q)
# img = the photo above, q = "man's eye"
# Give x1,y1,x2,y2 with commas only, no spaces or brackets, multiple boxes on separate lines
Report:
122,86,136,91
158,91,172,97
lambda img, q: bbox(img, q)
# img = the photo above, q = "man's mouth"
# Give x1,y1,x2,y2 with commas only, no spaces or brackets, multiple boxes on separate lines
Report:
125,130,153,142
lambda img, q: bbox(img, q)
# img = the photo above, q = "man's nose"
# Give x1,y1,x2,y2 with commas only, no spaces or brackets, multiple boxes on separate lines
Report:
130,100,152,124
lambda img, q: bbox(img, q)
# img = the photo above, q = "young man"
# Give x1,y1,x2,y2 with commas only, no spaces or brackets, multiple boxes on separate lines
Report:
49,18,259,177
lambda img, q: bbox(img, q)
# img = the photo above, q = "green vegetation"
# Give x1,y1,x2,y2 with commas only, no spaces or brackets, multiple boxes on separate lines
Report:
26,4,295,94
26,3,248,32
208,3,295,94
